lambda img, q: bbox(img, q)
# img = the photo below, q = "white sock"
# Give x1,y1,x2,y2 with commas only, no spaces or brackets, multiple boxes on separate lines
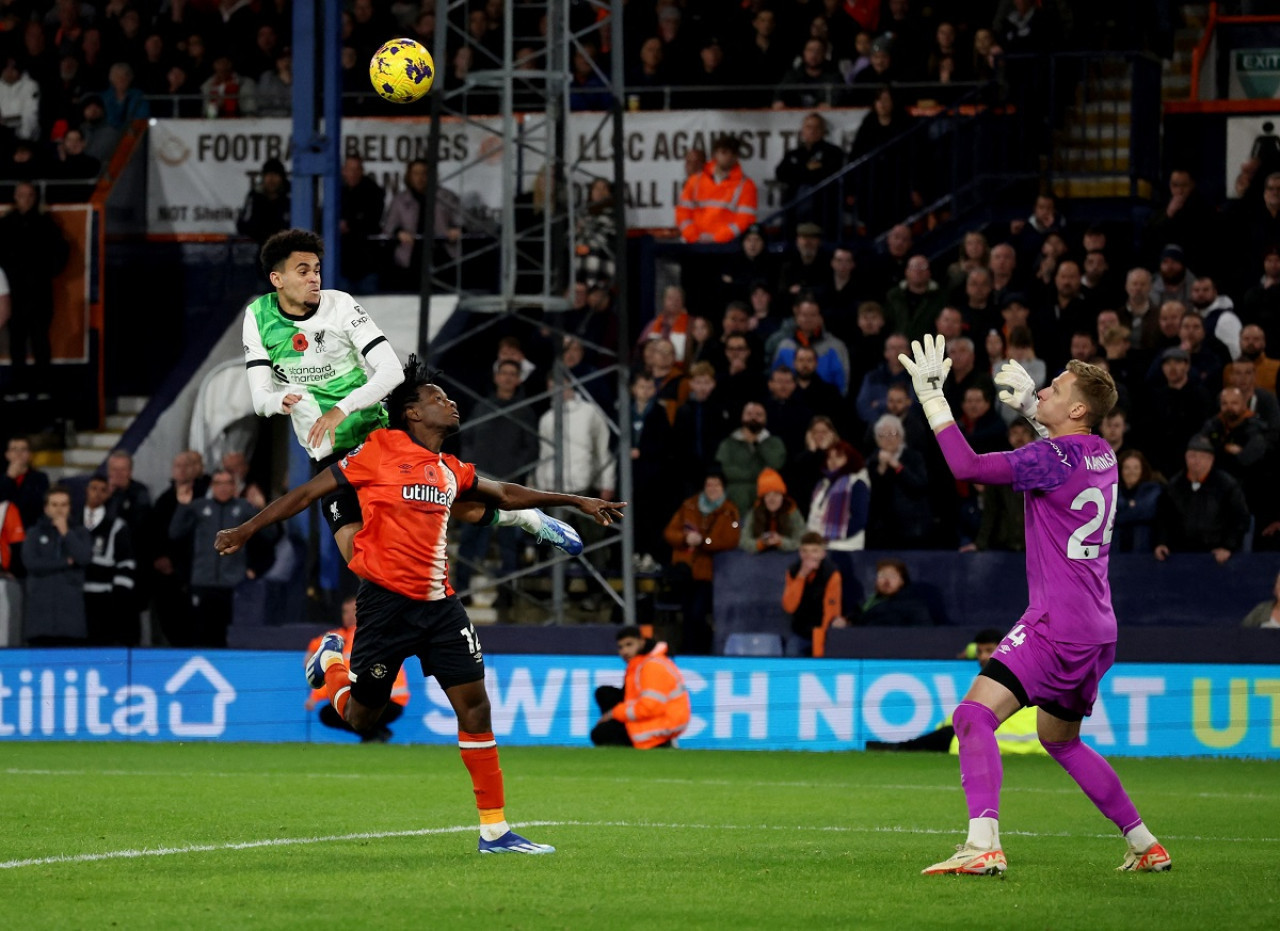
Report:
966,817,999,850
479,820,510,841
496,509,542,534
1124,823,1157,853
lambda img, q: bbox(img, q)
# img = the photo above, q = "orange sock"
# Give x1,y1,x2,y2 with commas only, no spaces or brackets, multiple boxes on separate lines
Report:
459,730,505,816
324,663,352,719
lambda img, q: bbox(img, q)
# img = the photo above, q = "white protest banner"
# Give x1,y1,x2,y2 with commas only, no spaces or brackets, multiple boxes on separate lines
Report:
565,107,868,228
146,108,868,236
147,116,507,235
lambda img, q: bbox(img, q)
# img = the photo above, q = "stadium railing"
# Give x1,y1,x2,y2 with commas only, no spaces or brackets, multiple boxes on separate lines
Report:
712,549,1280,655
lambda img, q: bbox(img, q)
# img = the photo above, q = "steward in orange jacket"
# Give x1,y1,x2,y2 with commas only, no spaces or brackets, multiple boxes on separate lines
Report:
592,626,690,749
306,597,409,742
675,134,759,243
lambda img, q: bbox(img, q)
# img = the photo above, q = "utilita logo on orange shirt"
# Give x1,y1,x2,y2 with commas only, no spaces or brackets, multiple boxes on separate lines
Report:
401,484,453,505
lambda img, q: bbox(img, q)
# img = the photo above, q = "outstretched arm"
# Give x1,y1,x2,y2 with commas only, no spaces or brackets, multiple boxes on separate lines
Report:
215,468,338,555
464,476,627,526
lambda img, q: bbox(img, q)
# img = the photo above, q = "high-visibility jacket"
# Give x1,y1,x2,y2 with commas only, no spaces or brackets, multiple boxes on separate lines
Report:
306,626,410,708
675,163,758,243
610,642,690,749
947,705,1046,756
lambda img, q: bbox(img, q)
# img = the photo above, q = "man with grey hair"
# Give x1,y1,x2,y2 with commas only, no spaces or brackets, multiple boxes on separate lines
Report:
943,336,993,412
866,412,932,549
1124,267,1156,349
104,61,150,128
103,448,151,540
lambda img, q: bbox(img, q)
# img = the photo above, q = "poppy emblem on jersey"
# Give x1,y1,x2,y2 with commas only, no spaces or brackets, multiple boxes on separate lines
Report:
292,333,309,352
370,663,388,679
423,464,440,484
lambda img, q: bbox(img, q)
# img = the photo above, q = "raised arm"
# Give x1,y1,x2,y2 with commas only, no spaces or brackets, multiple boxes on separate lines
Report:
464,476,626,526
214,467,338,555
934,425,1017,485
900,334,1016,486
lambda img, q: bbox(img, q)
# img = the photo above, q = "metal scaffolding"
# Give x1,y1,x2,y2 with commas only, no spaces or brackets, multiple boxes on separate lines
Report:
421,0,634,623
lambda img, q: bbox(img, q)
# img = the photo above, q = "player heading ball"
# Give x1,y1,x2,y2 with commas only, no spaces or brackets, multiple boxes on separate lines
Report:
216,356,627,853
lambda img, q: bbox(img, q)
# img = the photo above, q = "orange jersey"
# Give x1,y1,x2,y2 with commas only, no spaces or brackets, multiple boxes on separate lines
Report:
331,428,477,601
306,626,410,707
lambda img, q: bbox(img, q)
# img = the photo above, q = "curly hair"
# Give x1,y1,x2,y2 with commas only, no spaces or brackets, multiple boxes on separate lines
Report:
385,353,443,430
260,229,324,277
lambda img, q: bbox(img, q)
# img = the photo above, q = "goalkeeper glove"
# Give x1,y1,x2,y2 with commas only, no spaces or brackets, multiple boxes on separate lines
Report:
898,334,954,430
993,360,1050,439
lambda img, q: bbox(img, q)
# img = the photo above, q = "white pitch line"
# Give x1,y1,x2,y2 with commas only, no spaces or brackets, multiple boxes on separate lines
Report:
7,768,1277,801
2,819,1278,872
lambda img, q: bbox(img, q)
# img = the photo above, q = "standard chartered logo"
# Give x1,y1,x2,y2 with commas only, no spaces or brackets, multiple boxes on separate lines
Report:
0,657,237,738
283,363,337,383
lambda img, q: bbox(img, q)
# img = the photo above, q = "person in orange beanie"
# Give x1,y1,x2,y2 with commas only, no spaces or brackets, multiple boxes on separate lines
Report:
739,467,805,554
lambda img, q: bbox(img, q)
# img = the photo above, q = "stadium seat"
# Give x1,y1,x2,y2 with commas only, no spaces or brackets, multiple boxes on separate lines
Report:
723,633,784,657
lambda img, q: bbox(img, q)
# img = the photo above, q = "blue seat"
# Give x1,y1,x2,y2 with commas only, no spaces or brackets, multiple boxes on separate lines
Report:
723,632,784,657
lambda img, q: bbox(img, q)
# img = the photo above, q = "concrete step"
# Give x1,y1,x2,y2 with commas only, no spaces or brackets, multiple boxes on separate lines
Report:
1084,65,1131,85
1074,101,1132,120
113,396,149,415
1085,78,1134,102
1051,175,1152,200
1065,122,1131,144
79,430,124,450
44,466,94,484
1060,149,1131,172
62,448,106,468
105,413,135,431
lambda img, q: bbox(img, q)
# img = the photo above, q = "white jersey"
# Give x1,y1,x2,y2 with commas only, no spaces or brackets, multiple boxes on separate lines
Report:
242,290,395,460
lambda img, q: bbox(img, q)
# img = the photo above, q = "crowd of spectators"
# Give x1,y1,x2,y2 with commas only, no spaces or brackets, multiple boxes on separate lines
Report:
612,168,1280,647
0,441,278,647
0,0,1175,167
2,3,1277,653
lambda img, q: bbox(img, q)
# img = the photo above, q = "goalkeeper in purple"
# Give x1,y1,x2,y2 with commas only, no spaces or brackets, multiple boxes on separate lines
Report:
900,335,1171,877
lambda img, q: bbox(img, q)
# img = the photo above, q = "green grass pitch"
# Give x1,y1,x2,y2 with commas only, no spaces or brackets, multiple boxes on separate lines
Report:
2,743,1277,930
